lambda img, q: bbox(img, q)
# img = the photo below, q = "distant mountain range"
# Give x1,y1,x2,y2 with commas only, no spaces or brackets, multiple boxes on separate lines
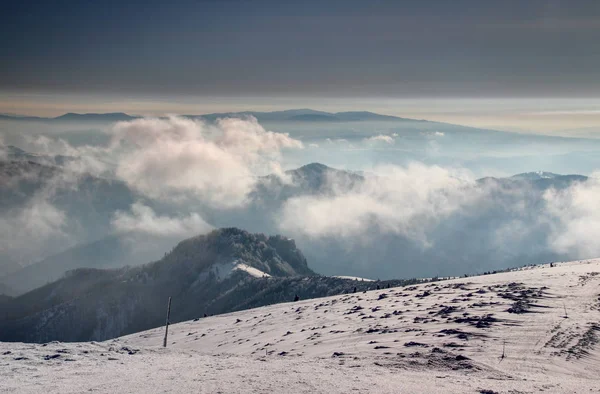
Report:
186,109,418,123
478,171,588,189
0,236,138,295
511,171,562,180
0,112,137,123
0,109,419,123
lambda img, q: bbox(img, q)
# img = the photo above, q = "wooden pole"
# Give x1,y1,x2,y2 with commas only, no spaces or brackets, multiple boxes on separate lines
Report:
163,297,172,347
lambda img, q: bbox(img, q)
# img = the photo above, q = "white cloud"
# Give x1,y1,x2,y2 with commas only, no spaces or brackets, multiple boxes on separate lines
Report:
14,199,67,240
364,135,394,144
278,163,479,245
421,131,445,138
0,116,303,269
110,116,302,208
544,173,600,258
112,202,213,238
0,198,70,265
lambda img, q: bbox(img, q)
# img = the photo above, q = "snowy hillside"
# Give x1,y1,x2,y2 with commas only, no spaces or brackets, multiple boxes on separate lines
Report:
2,259,600,393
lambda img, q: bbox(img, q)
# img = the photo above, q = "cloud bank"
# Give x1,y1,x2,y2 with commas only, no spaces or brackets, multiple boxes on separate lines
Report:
112,202,212,238
2,115,600,279
544,173,600,258
0,197,70,267
111,116,302,208
279,163,479,246
0,116,303,269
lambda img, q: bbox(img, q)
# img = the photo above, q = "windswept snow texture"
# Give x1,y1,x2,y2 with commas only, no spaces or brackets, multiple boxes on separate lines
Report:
2,259,600,393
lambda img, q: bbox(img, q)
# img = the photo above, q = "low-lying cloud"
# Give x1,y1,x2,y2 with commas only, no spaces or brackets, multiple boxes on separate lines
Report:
111,116,302,208
364,135,394,144
0,197,70,267
112,202,213,238
3,114,600,279
279,163,479,245
544,172,600,258
0,115,303,270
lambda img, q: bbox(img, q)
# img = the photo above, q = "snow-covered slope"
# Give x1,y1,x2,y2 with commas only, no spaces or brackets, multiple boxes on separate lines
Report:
213,260,272,279
333,275,374,282
233,262,271,278
2,259,600,393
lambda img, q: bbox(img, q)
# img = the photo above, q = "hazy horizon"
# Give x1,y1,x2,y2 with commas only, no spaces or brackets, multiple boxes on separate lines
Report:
2,96,600,136
3,0,600,134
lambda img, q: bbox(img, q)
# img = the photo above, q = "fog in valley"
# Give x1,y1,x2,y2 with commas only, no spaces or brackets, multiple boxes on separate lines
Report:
2,112,599,295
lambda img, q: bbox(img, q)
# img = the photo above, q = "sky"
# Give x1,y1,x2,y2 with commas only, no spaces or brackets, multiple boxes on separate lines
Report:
2,0,600,132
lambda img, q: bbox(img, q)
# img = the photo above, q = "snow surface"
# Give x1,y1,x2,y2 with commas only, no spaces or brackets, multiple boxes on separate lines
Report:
332,275,374,282
210,260,270,281
2,259,600,393
233,263,271,278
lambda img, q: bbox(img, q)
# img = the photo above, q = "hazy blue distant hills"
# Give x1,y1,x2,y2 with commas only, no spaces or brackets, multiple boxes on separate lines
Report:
0,109,417,124
287,113,339,122
188,109,334,122
511,171,563,181
0,236,134,295
0,112,138,123
0,282,15,297
478,172,588,190
53,112,138,122
511,172,588,189
188,109,416,123
0,114,46,122
335,111,416,122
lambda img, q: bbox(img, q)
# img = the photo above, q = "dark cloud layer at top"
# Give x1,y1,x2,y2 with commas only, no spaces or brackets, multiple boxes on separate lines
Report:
2,0,600,97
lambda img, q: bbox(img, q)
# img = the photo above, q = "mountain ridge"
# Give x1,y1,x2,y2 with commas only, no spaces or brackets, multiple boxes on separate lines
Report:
0,228,318,342
0,109,433,124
